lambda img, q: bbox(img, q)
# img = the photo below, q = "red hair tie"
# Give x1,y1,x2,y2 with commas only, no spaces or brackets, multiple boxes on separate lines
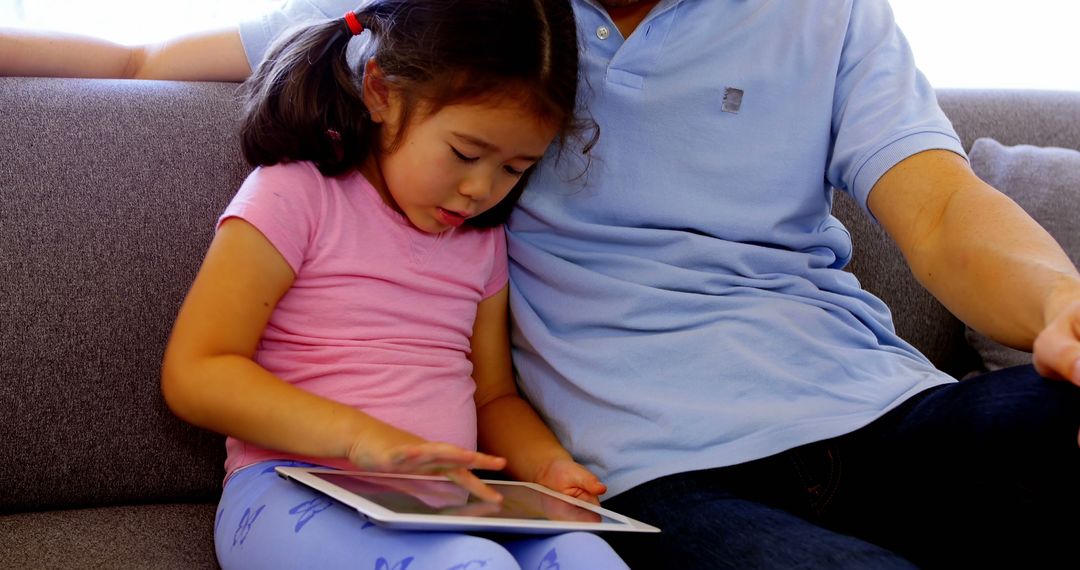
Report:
343,12,364,36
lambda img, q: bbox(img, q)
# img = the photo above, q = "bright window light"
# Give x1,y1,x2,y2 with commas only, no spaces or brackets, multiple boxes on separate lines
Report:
891,0,1080,91
0,0,281,44
1,0,1078,91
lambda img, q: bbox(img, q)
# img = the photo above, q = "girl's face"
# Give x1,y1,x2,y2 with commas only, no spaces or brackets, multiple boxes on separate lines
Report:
364,89,557,234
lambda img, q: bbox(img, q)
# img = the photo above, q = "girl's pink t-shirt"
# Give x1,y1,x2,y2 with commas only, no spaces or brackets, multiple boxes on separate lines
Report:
217,162,508,477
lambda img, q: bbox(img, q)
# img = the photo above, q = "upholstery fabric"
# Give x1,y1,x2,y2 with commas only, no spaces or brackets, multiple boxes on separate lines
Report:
0,79,245,513
0,504,218,569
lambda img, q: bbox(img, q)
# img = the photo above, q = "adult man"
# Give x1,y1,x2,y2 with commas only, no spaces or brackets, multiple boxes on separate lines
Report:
5,1,1079,566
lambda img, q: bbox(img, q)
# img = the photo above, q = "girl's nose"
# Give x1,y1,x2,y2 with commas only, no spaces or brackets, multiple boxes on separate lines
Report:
459,171,494,201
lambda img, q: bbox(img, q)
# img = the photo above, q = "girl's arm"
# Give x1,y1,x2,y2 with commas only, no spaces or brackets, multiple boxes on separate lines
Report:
472,286,608,504
161,218,504,500
0,27,251,80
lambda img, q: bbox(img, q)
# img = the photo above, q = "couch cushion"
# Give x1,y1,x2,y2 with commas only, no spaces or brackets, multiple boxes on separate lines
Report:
0,78,248,512
964,138,1080,372
0,503,218,569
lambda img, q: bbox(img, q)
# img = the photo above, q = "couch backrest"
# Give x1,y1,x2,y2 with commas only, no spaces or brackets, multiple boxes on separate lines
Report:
1,78,247,512
2,79,1078,513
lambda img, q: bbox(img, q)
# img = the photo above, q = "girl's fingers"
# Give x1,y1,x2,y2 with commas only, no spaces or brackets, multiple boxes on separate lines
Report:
468,451,507,470
359,441,508,502
445,469,503,503
389,444,505,473
584,476,608,496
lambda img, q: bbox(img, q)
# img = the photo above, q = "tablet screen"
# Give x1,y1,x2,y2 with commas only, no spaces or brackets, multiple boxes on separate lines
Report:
313,471,616,524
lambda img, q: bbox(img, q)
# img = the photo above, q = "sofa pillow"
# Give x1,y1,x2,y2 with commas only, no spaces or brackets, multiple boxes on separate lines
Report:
965,137,1080,372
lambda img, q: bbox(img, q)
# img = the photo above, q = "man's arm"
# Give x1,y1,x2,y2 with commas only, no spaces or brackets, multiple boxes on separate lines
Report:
869,149,1080,383
0,26,251,81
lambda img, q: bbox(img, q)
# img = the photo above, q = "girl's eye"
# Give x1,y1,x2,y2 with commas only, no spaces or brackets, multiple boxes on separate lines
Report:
503,165,525,177
450,147,478,162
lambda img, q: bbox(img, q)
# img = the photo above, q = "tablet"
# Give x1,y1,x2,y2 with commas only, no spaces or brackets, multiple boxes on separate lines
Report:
275,467,661,534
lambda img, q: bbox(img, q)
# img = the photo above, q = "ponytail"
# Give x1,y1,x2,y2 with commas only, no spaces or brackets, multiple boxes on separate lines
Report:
239,11,373,176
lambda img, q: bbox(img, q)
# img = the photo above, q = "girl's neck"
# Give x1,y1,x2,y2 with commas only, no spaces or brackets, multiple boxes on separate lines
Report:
359,154,402,216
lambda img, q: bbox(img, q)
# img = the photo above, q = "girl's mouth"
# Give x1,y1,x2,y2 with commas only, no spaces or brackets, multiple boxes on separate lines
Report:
437,207,467,227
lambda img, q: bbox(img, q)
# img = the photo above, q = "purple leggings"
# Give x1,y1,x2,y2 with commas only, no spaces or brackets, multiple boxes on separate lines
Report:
214,460,629,570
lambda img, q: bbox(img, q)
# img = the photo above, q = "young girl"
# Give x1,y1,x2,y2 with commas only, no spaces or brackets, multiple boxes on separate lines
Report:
161,1,625,568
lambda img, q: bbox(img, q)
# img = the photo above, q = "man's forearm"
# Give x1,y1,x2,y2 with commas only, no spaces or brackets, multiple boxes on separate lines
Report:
871,149,1080,350
0,26,252,81
905,165,1079,349
0,28,137,78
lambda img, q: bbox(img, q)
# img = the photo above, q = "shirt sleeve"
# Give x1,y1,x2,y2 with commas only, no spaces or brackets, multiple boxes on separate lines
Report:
238,0,361,69
482,225,509,299
826,0,966,217
218,163,323,274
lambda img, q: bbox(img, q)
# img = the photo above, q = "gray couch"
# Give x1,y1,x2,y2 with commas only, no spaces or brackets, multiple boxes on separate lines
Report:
1,77,1078,568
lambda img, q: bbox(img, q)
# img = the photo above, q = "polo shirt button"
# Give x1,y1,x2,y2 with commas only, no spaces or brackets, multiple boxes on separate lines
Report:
596,26,611,40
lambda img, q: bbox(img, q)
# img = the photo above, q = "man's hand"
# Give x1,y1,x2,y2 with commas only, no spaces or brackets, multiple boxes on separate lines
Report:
1033,296,1080,386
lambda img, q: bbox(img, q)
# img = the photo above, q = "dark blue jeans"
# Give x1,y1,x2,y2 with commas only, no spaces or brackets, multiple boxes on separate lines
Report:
602,366,1080,569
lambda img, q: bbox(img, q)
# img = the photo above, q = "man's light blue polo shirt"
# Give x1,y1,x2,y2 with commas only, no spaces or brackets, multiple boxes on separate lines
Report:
240,0,967,499
508,0,964,498
239,0,356,67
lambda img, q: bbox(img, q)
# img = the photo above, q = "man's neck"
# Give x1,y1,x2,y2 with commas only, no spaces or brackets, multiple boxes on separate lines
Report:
602,0,661,38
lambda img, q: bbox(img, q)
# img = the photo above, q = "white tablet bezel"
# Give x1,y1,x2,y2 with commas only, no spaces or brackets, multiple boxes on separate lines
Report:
275,467,660,534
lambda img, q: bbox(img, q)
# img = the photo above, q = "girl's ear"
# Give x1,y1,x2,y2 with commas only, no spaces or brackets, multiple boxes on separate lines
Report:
362,58,391,123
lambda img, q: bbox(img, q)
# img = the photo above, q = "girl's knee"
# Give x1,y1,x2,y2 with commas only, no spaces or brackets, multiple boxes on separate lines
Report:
426,535,519,570
543,531,610,550
505,532,627,570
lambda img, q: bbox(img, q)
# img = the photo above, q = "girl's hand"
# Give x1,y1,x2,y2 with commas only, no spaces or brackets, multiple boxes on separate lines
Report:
533,457,608,505
347,431,507,502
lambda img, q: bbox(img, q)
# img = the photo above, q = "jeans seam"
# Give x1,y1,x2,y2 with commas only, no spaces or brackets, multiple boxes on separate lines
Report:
815,444,843,515
789,451,813,492
789,444,844,517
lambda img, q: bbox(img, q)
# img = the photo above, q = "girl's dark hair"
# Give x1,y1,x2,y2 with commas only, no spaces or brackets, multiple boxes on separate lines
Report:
239,0,594,227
